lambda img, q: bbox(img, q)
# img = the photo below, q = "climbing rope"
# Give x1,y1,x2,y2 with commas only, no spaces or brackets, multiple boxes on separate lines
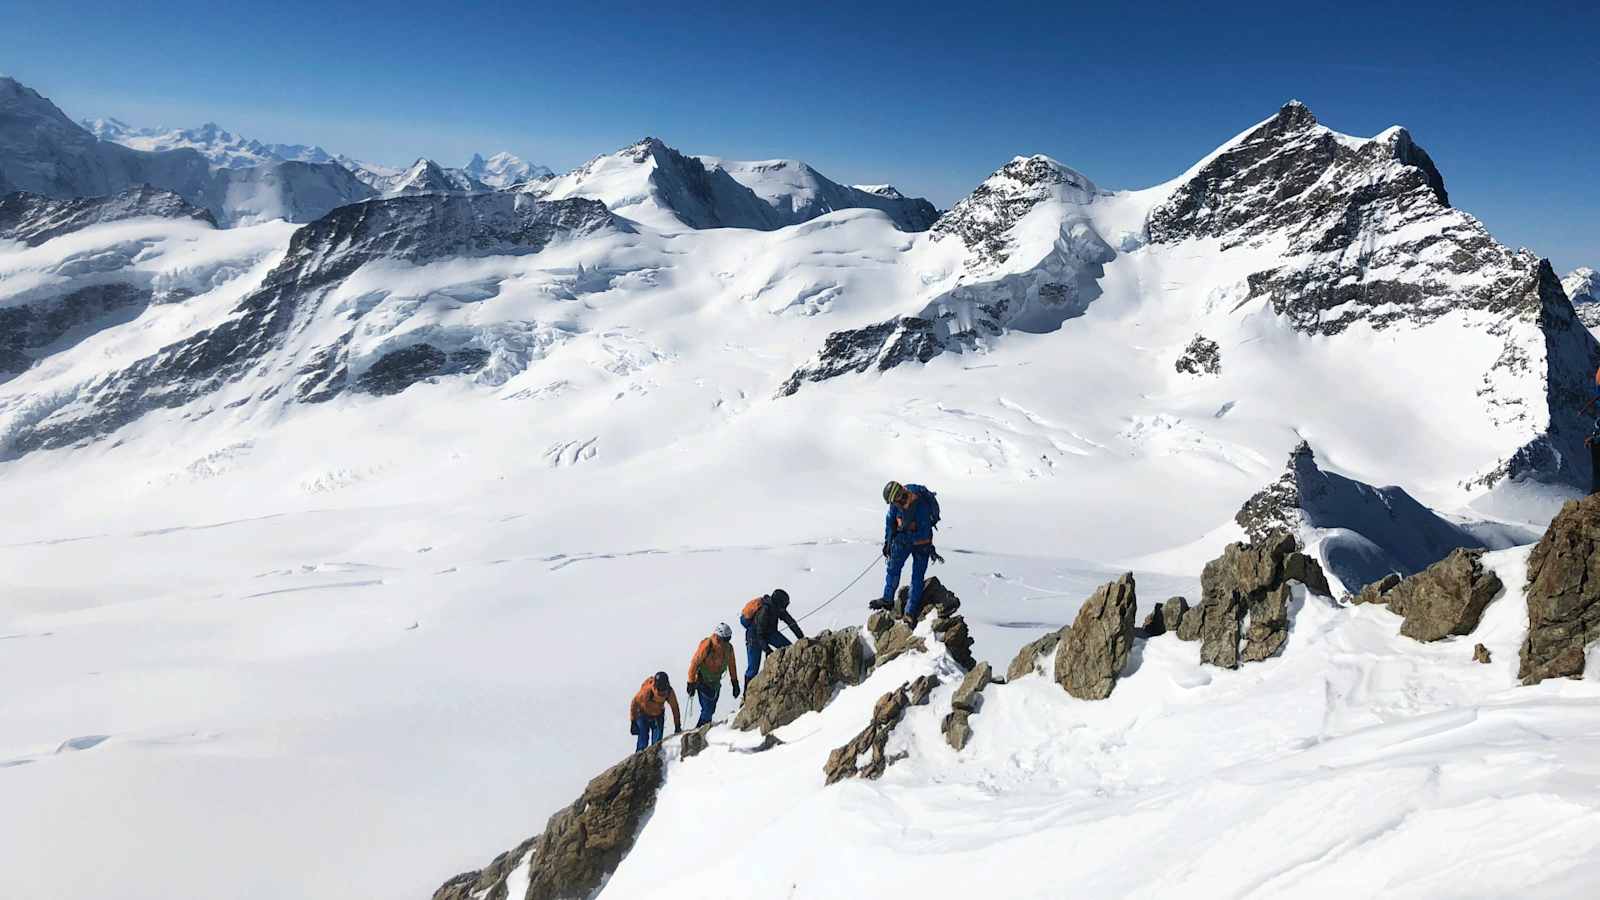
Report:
795,553,883,623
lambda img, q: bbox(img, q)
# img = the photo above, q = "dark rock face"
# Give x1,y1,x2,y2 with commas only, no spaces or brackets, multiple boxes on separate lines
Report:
433,747,664,900
1055,574,1138,700
1235,441,1490,591
930,155,1094,268
1007,628,1065,680
1139,603,1166,638
0,282,149,376
733,628,870,734
1195,532,1330,668
1360,548,1504,642
1174,334,1220,376
354,344,491,396
823,674,938,784
1148,101,1600,492
0,186,215,246
942,661,992,752
1520,495,1600,684
778,316,944,396
780,156,1112,395
3,194,622,455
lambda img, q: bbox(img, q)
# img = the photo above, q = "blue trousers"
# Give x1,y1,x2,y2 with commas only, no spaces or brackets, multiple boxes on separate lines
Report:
740,614,791,687
633,714,664,752
691,681,722,727
884,543,931,619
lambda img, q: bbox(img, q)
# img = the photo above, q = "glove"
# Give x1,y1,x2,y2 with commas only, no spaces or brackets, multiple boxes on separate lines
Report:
686,681,699,698
674,723,682,734
731,680,740,698
931,546,946,564
629,720,638,736
882,540,890,558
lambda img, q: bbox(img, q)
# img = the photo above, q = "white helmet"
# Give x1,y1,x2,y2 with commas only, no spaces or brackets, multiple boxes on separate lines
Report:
714,622,732,641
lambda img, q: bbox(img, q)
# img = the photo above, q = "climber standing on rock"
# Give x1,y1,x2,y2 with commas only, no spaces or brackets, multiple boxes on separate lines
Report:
685,623,740,726
628,671,681,752
872,480,942,620
740,590,804,689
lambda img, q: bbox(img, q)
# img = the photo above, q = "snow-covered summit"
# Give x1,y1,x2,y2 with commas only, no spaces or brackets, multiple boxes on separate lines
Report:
379,158,490,197
463,151,552,189
82,117,339,169
701,156,939,231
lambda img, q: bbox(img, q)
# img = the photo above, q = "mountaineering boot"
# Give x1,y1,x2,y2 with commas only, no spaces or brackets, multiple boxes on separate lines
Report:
868,597,894,611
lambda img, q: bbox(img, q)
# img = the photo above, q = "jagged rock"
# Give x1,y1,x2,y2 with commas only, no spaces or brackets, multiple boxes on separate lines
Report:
951,662,992,713
1139,603,1166,637
1175,334,1221,376
824,675,938,784
1054,574,1138,700
1162,597,1190,635
867,610,926,666
680,723,712,759
1008,628,1066,680
893,578,976,670
1366,549,1504,642
943,710,974,751
0,185,215,246
1521,495,1600,684
434,747,663,900
433,835,539,900
1474,643,1492,664
733,628,869,734
1353,573,1402,605
1195,532,1329,669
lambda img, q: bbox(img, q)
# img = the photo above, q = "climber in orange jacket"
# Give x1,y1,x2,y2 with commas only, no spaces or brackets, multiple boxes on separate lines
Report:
686,623,741,727
629,671,681,752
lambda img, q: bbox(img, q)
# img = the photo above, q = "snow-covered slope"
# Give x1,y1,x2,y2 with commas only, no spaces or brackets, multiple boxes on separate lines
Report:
1566,266,1600,326
3,97,1599,900
464,151,552,189
82,118,339,169
2,79,372,225
701,156,939,231
373,158,490,197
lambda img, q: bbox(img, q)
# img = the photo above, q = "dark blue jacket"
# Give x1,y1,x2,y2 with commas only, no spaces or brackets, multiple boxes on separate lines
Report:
885,483,936,547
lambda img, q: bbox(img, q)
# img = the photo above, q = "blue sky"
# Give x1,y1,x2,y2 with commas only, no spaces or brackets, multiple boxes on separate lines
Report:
4,0,1595,270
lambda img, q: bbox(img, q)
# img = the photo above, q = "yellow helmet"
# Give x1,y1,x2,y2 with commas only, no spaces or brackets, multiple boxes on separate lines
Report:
883,481,906,505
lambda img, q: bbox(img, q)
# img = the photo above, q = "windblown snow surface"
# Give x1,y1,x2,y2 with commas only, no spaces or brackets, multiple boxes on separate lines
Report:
2,112,1598,900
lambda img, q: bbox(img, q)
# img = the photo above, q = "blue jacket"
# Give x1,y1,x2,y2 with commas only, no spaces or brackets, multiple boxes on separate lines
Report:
885,483,936,547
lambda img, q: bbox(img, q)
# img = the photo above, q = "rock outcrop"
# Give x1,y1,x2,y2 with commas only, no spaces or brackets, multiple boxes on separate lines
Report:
1007,628,1065,680
1353,548,1504,642
0,185,215,246
1174,334,1221,376
679,724,712,760
1162,596,1190,635
433,747,664,900
823,675,939,784
1474,643,1492,664
894,578,976,670
733,628,870,734
1055,574,1138,700
865,610,926,666
1521,495,1600,684
1191,532,1329,668
942,661,993,751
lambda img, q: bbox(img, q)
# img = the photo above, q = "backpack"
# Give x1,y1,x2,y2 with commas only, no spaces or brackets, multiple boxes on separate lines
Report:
923,489,941,530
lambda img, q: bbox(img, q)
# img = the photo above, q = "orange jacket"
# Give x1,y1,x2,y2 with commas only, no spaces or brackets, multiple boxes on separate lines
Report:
688,635,739,689
629,678,681,731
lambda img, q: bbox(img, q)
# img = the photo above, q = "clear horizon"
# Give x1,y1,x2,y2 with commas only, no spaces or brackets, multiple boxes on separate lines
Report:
3,0,1595,271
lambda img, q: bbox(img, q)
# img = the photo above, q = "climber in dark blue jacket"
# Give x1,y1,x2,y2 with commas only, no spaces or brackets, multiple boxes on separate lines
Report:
871,481,940,620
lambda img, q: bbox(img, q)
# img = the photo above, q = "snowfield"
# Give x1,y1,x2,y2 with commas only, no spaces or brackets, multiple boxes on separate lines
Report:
3,93,1599,900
